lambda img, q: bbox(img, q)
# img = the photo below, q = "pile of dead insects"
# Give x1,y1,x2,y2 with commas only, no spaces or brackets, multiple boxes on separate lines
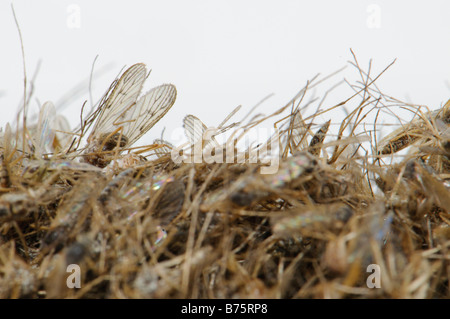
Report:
0,62,449,299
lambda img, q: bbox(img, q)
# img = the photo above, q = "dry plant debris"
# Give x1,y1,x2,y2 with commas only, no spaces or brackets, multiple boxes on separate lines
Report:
0,57,449,299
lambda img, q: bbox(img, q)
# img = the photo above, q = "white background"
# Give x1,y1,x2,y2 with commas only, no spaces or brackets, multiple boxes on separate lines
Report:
1,0,449,147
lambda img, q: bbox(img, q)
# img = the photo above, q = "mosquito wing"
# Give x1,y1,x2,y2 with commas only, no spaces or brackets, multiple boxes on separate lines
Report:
153,138,174,158
183,114,207,145
122,84,177,147
88,63,147,142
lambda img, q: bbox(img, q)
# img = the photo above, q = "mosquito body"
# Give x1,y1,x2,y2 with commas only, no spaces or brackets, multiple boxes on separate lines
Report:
83,63,177,167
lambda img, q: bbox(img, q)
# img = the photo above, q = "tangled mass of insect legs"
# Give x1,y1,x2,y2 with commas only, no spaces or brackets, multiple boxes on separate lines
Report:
0,57,449,299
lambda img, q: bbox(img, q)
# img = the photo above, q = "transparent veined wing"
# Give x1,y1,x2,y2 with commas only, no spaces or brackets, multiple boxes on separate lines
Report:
121,83,177,147
183,115,207,145
87,63,147,143
153,138,174,158
83,63,176,167
183,114,220,149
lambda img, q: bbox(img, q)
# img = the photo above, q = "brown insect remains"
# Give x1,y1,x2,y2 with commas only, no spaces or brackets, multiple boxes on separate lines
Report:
81,63,177,168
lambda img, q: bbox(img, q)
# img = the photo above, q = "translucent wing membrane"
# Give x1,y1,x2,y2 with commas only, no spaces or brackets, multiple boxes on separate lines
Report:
153,138,174,158
122,84,177,147
183,115,208,145
183,114,221,149
82,63,176,167
83,63,177,152
87,63,147,143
